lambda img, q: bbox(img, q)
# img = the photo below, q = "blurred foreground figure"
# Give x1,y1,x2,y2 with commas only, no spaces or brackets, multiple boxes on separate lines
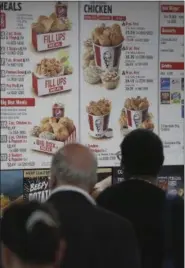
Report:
97,129,184,268
48,143,140,268
1,201,64,268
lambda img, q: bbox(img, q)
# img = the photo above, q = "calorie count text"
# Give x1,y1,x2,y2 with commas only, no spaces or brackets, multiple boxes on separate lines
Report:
164,141,181,149
160,71,184,76
125,86,148,91
124,54,153,60
7,77,24,82
6,40,24,46
125,30,153,36
126,37,151,43
96,150,117,161
0,31,24,40
2,87,28,96
161,124,181,131
125,62,149,67
125,77,153,83
162,14,184,25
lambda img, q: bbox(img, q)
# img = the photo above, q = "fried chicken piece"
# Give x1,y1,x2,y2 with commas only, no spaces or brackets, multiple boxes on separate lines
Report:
40,117,50,125
40,122,53,133
51,123,69,141
98,34,111,46
58,117,74,133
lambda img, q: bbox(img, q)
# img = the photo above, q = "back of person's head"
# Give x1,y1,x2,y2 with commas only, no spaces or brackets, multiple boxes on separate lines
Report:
1,200,63,268
50,143,98,192
120,129,164,179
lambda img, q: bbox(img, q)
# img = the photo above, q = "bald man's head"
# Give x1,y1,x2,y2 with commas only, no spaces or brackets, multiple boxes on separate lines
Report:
50,143,98,192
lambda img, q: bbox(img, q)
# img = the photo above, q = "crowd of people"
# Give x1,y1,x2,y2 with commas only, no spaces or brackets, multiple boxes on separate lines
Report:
1,129,184,268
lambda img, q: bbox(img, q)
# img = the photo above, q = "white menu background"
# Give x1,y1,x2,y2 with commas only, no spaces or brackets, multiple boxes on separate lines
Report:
0,2,79,169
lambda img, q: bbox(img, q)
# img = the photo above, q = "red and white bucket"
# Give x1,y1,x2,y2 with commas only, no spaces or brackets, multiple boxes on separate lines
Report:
93,42,123,70
88,113,110,138
31,128,76,154
125,108,148,130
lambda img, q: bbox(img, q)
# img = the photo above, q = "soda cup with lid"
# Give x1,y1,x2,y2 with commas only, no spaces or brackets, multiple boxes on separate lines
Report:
55,1,68,21
52,103,65,119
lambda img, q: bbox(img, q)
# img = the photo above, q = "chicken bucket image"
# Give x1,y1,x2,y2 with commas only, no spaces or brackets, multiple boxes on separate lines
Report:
88,113,110,138
93,42,123,70
125,108,148,130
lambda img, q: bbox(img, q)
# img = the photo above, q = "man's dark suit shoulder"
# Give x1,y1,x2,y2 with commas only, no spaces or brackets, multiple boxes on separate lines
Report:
48,190,140,268
97,179,184,268
92,203,139,243
94,203,133,228
97,179,166,211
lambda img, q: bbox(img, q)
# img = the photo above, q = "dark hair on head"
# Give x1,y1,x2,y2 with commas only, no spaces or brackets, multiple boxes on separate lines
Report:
120,129,164,179
1,200,61,265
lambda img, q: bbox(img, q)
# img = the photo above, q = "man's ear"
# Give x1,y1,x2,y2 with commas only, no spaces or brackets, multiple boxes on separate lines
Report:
2,244,14,268
55,240,66,265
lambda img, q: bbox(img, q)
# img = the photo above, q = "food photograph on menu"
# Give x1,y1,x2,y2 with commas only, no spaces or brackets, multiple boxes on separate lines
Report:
32,56,73,96
83,23,124,90
30,102,76,154
119,96,154,133
31,3,72,52
86,98,113,139
0,1,184,172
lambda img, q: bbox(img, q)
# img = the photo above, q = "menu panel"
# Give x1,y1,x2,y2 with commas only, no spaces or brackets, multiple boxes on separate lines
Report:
23,169,50,202
159,2,184,165
0,2,184,170
0,170,23,216
112,165,184,199
0,1,79,170
80,2,159,167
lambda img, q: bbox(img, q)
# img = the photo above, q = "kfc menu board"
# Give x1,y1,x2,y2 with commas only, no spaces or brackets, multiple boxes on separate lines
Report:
80,2,159,166
159,2,184,165
0,1,79,169
0,1,184,169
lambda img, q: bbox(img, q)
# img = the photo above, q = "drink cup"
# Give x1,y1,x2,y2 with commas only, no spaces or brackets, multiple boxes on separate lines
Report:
55,2,68,20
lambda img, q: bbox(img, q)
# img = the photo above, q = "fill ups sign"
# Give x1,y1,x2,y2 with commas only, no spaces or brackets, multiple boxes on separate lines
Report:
23,170,51,202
